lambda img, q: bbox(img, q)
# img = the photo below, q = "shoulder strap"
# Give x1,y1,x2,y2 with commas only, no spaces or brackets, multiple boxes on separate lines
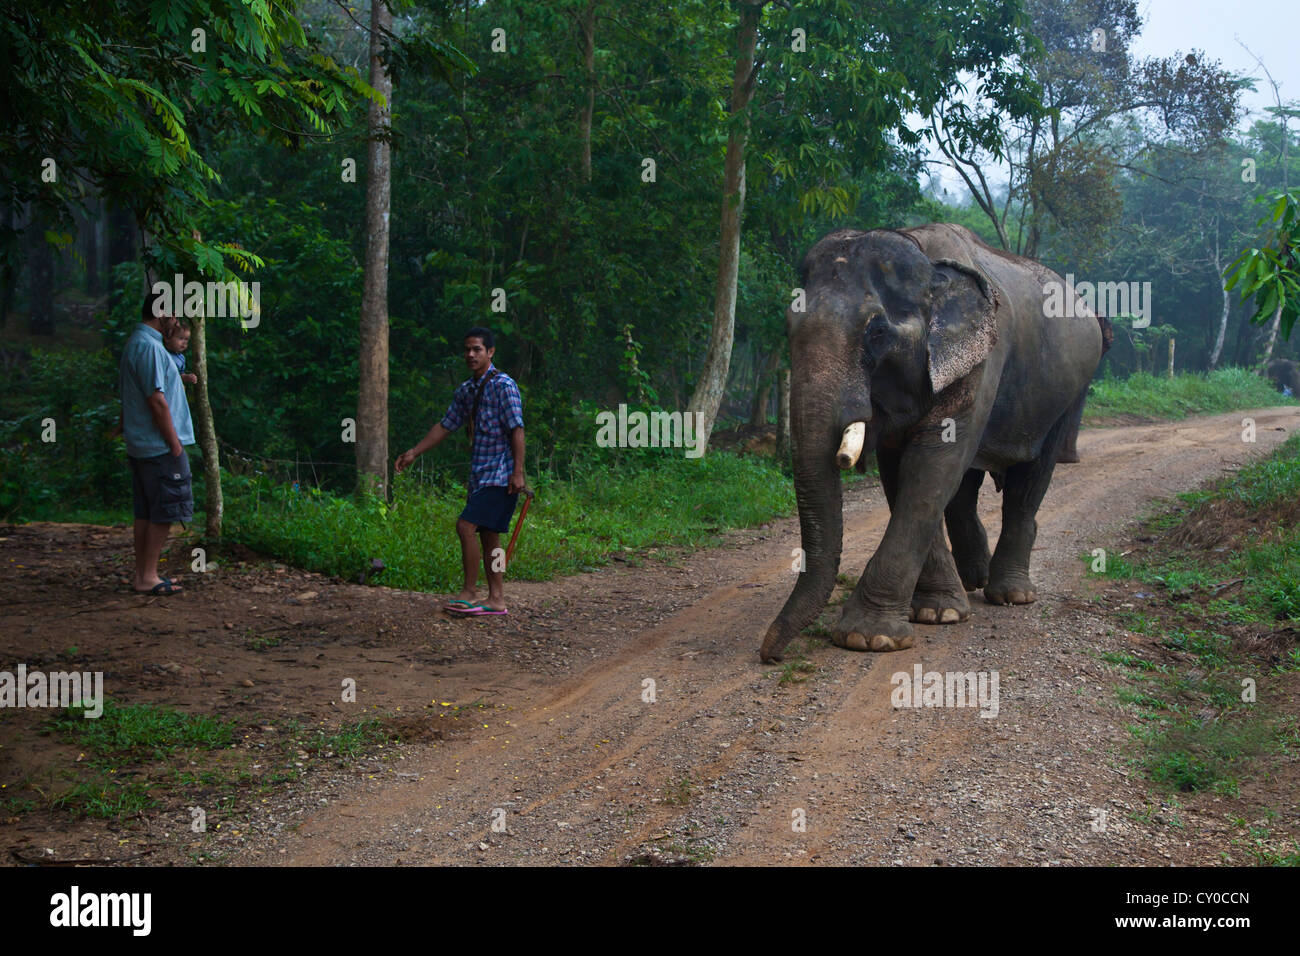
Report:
467,369,498,443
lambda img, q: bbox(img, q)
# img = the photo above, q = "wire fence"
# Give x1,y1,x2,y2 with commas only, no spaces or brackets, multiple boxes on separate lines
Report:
215,437,471,491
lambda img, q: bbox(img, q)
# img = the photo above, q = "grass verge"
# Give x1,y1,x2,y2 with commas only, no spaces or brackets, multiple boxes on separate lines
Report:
1083,367,1296,424
1086,433,1300,863
222,450,795,592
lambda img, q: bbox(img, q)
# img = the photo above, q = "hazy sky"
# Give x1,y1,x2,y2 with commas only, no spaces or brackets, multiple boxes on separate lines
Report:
1130,0,1298,119
924,0,1298,199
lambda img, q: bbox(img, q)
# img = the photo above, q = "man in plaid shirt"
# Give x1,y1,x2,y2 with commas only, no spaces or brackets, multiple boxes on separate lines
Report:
395,327,526,616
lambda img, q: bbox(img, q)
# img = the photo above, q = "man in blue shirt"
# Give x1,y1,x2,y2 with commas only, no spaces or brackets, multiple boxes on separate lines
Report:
119,294,196,595
396,327,525,616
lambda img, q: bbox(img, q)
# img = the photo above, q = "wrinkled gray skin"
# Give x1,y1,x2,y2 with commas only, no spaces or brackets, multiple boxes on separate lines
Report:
1058,314,1112,463
760,224,1103,662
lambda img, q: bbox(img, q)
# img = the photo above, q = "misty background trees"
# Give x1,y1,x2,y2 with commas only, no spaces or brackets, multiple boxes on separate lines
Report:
2,0,1297,515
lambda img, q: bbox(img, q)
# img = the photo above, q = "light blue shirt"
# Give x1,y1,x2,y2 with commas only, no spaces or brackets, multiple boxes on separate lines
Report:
119,324,195,458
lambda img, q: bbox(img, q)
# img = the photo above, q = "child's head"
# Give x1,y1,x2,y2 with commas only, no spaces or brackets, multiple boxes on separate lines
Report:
165,320,191,354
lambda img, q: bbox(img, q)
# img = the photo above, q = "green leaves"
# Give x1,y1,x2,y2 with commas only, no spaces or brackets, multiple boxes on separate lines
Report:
1,0,376,268
1224,189,1300,339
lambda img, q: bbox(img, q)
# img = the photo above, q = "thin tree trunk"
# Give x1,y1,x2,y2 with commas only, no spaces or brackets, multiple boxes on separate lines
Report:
83,193,100,295
687,0,763,450
775,366,791,464
577,1,597,183
749,346,779,425
1208,227,1230,369
357,0,393,496
1166,337,1175,378
1263,303,1282,363
107,202,136,313
190,310,223,539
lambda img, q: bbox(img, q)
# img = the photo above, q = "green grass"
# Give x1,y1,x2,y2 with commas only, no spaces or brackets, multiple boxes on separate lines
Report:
308,718,396,759
53,778,154,818
1084,367,1296,424
44,700,238,819
774,657,817,685
1094,434,1300,626
223,450,795,591
1091,433,1300,804
50,700,237,758
661,775,696,806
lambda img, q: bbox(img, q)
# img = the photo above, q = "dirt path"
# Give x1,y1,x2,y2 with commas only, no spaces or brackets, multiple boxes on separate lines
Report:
3,408,1297,865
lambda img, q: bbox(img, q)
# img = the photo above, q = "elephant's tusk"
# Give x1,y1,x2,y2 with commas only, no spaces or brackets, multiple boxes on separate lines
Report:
836,422,866,470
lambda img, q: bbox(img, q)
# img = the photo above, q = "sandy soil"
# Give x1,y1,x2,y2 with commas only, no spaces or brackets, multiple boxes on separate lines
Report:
2,407,1297,866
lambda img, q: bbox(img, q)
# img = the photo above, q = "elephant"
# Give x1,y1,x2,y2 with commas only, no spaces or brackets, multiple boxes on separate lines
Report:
760,223,1104,662
1058,314,1113,463
1265,358,1300,396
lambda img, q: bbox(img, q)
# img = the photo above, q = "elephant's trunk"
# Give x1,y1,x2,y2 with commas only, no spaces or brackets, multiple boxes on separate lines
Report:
760,352,852,662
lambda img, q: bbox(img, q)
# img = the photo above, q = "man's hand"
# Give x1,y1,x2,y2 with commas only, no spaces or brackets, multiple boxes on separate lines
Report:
508,470,526,495
169,439,183,459
181,373,198,385
395,448,418,474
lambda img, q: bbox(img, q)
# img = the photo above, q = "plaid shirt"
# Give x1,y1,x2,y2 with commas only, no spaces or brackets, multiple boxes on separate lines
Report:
440,364,525,492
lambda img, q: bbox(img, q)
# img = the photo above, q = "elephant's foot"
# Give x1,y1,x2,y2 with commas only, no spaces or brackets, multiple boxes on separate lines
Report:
908,585,970,624
984,572,1037,606
1058,448,1080,464
834,605,914,653
954,558,989,593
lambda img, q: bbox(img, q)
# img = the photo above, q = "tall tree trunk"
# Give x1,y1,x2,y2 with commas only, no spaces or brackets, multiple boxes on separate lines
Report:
1166,337,1175,378
1208,227,1230,369
1263,303,1282,364
775,366,791,465
28,214,54,335
107,202,136,313
82,193,101,295
357,0,393,496
190,310,223,539
749,346,779,425
687,0,763,450
577,1,597,183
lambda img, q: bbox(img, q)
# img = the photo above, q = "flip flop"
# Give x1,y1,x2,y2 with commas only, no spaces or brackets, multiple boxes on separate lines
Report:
136,577,182,596
461,604,507,616
442,599,476,612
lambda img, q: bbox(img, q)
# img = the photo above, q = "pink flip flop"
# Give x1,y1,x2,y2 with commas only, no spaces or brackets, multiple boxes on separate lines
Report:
459,603,507,616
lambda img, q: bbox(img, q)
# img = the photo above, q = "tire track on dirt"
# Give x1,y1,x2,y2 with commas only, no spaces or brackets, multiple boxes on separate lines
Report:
247,408,1298,866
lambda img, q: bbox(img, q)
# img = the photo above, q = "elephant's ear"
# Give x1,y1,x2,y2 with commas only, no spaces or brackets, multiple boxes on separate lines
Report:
927,258,999,394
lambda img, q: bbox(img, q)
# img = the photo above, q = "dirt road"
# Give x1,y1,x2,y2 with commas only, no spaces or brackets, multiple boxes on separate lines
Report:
3,407,1297,865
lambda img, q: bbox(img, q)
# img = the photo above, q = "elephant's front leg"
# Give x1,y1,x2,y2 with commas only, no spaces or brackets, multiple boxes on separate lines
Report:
909,529,971,624
835,434,974,652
